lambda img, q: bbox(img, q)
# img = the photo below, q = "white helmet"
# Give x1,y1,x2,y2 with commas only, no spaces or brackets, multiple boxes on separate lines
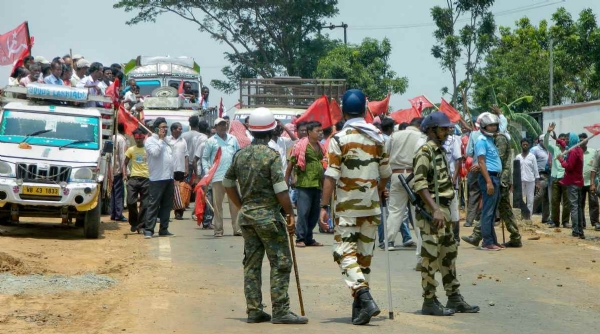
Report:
248,107,277,132
479,113,500,136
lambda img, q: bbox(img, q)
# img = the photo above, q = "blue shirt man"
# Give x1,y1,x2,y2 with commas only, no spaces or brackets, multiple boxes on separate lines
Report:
475,135,502,172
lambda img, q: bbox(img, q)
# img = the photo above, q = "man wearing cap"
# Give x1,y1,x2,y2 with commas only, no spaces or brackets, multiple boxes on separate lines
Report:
413,112,479,316
202,117,240,237
71,59,90,87
76,61,104,108
223,107,308,325
319,89,391,325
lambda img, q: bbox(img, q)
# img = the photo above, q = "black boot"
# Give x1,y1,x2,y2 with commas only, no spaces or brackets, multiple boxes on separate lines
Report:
461,235,481,247
352,288,380,325
351,296,361,322
446,293,480,313
422,297,455,316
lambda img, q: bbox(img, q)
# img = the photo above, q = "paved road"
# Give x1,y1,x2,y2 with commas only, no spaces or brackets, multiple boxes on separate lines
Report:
140,206,600,334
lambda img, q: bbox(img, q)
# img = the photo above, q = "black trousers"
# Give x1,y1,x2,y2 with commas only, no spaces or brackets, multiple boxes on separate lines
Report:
127,176,149,228
144,179,174,233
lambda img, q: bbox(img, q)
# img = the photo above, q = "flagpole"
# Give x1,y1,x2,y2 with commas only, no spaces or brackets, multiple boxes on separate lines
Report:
24,21,32,54
423,95,440,112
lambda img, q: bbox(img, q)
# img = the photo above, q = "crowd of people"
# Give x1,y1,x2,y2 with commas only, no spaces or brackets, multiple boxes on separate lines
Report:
6,54,599,326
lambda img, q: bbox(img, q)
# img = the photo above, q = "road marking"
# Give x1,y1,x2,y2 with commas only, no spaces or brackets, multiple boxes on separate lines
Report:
158,237,172,263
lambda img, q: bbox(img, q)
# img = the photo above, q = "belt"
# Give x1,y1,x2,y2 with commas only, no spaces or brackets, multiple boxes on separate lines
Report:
488,171,499,176
392,168,413,174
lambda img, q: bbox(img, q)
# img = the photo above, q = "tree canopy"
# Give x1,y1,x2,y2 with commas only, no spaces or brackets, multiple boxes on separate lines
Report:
114,0,339,92
472,7,600,112
430,0,496,105
314,38,408,101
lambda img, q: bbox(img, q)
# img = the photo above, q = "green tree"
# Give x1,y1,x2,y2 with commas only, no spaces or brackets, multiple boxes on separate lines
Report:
430,0,496,105
472,7,600,112
114,0,339,93
314,38,408,101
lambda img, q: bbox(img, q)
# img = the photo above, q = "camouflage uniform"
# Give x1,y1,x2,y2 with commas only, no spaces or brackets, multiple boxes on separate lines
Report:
472,134,521,243
412,140,461,299
223,138,292,318
325,124,392,295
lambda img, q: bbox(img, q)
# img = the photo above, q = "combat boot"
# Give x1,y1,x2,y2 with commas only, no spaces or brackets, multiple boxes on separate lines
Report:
461,235,481,247
422,297,455,316
247,310,271,323
271,312,308,324
352,288,380,325
446,293,480,313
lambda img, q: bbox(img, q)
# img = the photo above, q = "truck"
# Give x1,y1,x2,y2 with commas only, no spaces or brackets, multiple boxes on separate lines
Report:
124,55,218,126
540,100,600,147
234,77,346,123
0,84,115,238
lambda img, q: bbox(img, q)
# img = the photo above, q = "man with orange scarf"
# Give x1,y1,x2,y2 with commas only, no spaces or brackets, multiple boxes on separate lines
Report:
285,121,325,248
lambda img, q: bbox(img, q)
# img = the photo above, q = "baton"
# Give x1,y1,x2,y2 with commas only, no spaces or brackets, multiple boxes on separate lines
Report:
287,215,305,316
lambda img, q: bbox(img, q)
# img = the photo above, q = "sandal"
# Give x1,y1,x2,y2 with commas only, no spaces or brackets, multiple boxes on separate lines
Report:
306,241,323,247
296,241,306,248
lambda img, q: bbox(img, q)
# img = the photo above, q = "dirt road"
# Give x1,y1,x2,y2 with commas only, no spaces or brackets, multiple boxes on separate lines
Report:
1,209,599,333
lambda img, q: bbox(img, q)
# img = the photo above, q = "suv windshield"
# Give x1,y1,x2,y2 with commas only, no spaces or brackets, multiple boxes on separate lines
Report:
0,110,99,150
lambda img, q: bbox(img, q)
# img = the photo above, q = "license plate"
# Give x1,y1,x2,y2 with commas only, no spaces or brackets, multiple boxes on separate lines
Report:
21,186,60,196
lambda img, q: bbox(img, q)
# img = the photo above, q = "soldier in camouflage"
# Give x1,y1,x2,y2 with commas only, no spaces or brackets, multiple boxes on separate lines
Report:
319,89,392,325
223,107,308,325
463,131,523,247
413,112,480,316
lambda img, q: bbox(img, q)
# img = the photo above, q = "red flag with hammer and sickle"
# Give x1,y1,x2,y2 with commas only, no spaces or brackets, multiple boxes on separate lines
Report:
0,22,29,66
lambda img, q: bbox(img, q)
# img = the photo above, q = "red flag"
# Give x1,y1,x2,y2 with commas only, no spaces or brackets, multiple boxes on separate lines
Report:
365,110,374,124
199,148,222,188
408,95,434,112
368,93,390,116
219,97,224,118
117,105,139,135
233,102,242,109
177,80,184,95
104,77,120,108
390,107,421,125
11,36,34,75
294,95,332,129
439,98,461,123
194,147,222,226
329,98,342,125
0,22,29,66
584,124,600,136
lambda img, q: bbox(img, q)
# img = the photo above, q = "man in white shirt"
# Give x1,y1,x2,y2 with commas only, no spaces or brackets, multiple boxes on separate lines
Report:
75,61,104,108
515,138,540,215
144,117,175,238
268,120,297,173
111,124,128,222
168,122,189,220
181,116,202,182
71,59,89,87
385,117,426,265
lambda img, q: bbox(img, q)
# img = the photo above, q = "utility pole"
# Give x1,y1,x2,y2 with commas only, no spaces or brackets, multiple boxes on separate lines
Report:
549,38,554,106
328,22,348,44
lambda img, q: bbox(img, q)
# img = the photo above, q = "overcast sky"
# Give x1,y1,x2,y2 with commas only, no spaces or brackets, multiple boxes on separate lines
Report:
2,0,599,114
